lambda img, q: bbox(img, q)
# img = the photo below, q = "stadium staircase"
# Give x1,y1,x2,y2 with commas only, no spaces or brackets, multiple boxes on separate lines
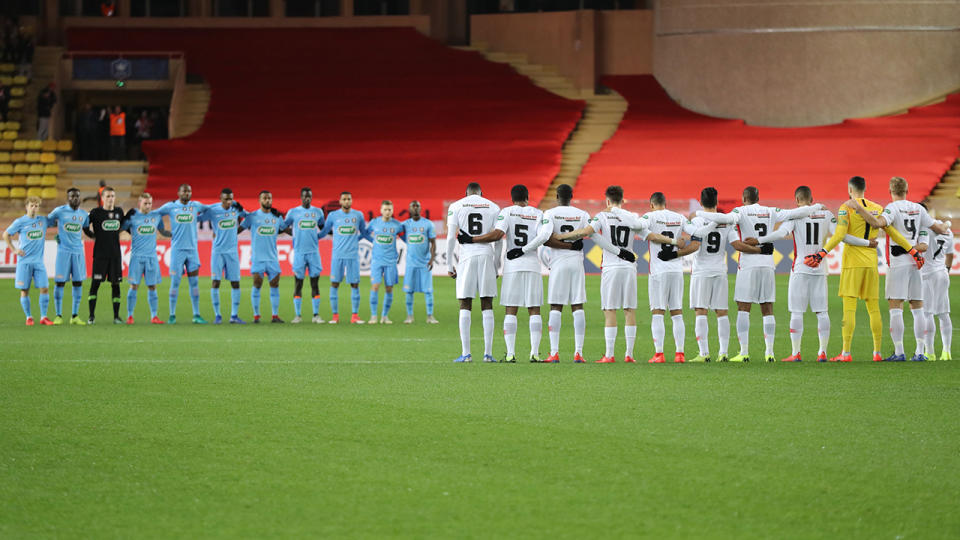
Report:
171,80,210,139
925,158,960,219
65,28,584,217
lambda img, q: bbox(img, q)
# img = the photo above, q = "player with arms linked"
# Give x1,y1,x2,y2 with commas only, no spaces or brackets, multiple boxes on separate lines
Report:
283,187,325,324
200,188,247,324
401,200,438,324
123,193,169,324
83,187,126,324
46,188,89,325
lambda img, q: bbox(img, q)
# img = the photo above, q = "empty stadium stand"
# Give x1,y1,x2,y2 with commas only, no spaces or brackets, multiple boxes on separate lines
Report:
577,76,960,211
65,27,584,216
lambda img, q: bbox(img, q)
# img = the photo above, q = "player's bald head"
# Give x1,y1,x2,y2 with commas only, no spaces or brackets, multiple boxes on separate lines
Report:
466,182,482,196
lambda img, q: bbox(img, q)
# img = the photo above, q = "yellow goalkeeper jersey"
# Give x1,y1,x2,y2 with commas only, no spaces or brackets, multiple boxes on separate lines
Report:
823,198,911,268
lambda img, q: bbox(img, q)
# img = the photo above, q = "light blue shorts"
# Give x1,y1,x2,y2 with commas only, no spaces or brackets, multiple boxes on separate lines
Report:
54,251,85,283
169,249,201,276
128,255,161,286
403,266,433,293
211,250,241,282
293,251,323,279
330,257,359,284
251,260,282,280
15,261,48,290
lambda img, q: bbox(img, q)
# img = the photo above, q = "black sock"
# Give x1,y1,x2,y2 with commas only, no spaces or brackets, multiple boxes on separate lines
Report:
112,282,121,319
294,278,304,298
310,276,320,298
88,280,102,318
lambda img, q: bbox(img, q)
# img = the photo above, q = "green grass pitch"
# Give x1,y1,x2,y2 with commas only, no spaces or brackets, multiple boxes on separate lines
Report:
2,274,958,538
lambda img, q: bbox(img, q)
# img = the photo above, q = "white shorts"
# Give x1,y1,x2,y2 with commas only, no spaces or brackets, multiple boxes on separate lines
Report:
455,255,498,299
648,272,684,311
923,270,950,314
734,266,776,304
547,260,586,305
689,274,728,310
885,265,923,301
788,272,828,313
600,267,637,310
500,271,543,307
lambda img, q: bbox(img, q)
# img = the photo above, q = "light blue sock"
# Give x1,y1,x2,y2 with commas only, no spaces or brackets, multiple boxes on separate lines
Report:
251,287,261,317
329,286,339,315
169,275,181,317
20,296,31,318
382,292,393,318
127,288,137,317
230,287,241,317
38,293,49,318
369,290,378,318
54,285,64,316
188,275,200,317
293,295,302,317
405,292,414,316
269,287,280,316
311,295,320,316
148,289,158,318
425,292,434,316
211,287,221,318
71,284,82,317
351,287,360,314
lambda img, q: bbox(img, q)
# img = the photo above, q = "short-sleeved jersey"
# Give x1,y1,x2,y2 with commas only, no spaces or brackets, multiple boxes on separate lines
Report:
495,205,544,274
87,206,125,259
402,218,436,268
543,205,590,265
5,215,47,263
123,210,165,258
46,205,89,254
779,210,836,275
642,209,686,275
244,210,282,263
200,204,246,253
319,209,369,260
823,199,884,269
589,207,649,270
921,229,954,276
685,217,736,276
368,217,404,266
447,195,501,260
729,204,805,269
284,205,324,256
883,200,935,268
157,200,212,252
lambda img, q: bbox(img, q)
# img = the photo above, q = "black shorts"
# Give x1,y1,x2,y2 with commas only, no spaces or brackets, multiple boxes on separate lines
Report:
92,256,123,283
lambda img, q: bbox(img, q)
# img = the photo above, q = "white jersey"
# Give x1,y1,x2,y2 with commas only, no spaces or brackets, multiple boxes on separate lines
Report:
447,194,501,260
589,207,649,270
684,217,737,277
642,209,686,275
726,203,819,269
922,228,954,276
542,205,590,265
495,205,544,274
779,210,836,275
883,200,934,268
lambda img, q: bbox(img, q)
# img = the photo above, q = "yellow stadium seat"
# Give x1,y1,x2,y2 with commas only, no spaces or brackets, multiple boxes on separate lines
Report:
13,140,26,150
57,140,73,153
41,140,56,152
13,75,27,85
39,152,55,164
10,187,26,198
40,175,57,187
0,64,14,73
41,187,57,199
25,175,41,186
9,99,23,109
11,175,26,186
0,76,10,85
0,187,9,198
0,175,10,186
0,122,4,130
0,140,12,150
43,163,60,175
6,121,20,132
0,164,11,174
13,163,28,174
26,187,42,198
2,131,16,140
28,163,43,174
10,87,24,97
0,152,8,162
10,153,25,163
24,152,40,163
26,140,42,150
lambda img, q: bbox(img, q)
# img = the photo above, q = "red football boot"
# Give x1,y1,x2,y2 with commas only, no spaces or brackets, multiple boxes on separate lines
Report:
25,317,34,326
150,316,165,325
39,317,54,326
329,314,340,324
674,352,685,363
624,356,636,363
872,353,883,362
648,352,666,364
595,356,615,363
573,353,586,363
544,353,560,363
350,313,364,324
830,353,851,363
781,353,801,362
126,316,135,325
816,352,828,362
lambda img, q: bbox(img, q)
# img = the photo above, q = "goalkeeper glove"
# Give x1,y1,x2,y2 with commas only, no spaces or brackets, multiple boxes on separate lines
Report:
909,248,925,270
506,248,524,260
570,239,584,251
456,230,473,244
618,249,636,263
759,243,774,255
804,249,827,268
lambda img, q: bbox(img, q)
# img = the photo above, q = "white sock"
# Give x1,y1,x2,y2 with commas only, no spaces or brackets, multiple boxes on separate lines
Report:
890,308,904,355
548,310,562,355
924,312,936,356
625,325,636,359
695,315,709,356
816,311,830,355
762,315,776,357
718,315,730,356
940,312,952,353
737,311,750,356
482,310,495,357
671,314,685,353
573,309,586,355
503,314,518,357
789,313,803,356
911,308,926,355
652,314,665,353
459,309,471,356
529,314,542,358
604,326,617,358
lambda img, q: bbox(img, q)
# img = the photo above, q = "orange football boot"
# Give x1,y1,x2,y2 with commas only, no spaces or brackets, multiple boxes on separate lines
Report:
648,352,666,363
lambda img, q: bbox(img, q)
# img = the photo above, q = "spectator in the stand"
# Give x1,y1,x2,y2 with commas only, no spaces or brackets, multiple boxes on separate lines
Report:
0,81,8,122
135,110,152,159
37,84,57,141
109,106,126,160
101,2,116,16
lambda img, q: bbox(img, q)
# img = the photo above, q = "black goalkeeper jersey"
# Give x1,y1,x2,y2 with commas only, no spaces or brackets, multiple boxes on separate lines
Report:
85,206,125,259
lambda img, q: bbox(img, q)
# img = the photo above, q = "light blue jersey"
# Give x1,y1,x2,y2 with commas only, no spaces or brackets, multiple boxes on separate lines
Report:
401,218,436,267
319,209,370,260
157,200,213,252
201,204,247,253
284,205,324,255
368,217,404,265
123,210,165,257
5,215,47,263
244,210,283,263
46,205,89,254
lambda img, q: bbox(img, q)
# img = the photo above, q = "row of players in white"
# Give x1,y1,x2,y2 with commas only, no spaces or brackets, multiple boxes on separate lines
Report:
446,188,953,362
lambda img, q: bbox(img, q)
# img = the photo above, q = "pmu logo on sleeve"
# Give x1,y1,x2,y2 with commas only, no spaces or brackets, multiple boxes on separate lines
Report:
102,220,121,231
